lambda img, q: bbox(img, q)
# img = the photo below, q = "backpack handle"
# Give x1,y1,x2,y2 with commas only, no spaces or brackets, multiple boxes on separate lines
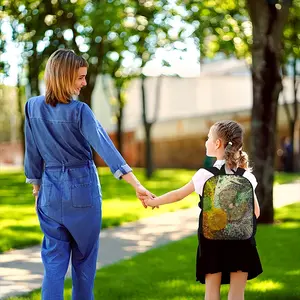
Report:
205,164,246,176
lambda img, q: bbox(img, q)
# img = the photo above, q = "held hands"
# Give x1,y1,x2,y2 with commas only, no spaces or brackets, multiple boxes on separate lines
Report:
135,185,159,209
144,194,159,208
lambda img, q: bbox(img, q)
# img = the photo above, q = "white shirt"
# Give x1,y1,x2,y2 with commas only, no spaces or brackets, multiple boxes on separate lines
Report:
192,160,258,196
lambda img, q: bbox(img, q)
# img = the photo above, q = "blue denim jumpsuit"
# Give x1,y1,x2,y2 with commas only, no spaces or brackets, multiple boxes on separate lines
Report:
24,96,132,300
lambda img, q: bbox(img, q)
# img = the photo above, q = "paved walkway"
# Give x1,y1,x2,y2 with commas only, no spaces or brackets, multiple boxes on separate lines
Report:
0,182,299,299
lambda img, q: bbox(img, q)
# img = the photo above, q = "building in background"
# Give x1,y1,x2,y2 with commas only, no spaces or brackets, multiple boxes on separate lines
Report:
0,85,23,166
92,59,300,170
1,59,299,170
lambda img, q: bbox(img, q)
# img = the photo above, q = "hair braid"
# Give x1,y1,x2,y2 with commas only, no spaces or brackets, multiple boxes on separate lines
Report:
212,120,250,170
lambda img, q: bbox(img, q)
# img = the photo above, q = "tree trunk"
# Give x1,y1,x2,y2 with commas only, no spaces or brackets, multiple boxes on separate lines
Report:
294,58,300,171
153,75,163,123
282,67,294,173
141,75,154,178
289,120,296,172
27,54,40,97
145,122,153,178
79,72,96,107
291,57,299,171
247,0,291,223
79,72,99,164
295,119,300,171
17,80,25,165
282,58,299,172
116,86,124,155
79,40,104,107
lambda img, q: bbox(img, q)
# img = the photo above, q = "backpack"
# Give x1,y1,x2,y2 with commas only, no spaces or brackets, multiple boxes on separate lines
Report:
198,164,256,240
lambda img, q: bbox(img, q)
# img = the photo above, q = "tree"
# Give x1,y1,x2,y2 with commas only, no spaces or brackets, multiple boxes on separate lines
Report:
2,0,135,106
16,65,26,164
100,71,133,155
180,0,293,223
247,0,292,223
140,74,163,178
101,25,139,155
184,1,252,62
281,0,300,172
126,0,176,178
0,14,9,81
2,0,177,168
77,0,130,106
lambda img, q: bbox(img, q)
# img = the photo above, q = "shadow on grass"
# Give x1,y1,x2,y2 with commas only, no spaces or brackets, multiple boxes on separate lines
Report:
102,214,140,228
8,212,300,300
63,221,300,300
276,218,300,223
8,225,41,233
274,171,300,185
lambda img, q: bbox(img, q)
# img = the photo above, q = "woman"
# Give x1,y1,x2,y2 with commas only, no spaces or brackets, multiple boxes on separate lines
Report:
24,49,152,300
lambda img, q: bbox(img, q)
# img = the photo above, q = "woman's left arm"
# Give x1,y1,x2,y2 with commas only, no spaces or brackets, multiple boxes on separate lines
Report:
24,101,44,193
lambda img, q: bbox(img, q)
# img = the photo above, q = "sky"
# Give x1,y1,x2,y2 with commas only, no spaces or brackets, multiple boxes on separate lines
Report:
0,23,200,85
0,18,201,87
1,21,22,86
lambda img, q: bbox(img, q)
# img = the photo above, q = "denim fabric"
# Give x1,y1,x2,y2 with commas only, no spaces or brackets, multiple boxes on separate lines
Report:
37,161,101,300
24,95,132,299
24,95,132,185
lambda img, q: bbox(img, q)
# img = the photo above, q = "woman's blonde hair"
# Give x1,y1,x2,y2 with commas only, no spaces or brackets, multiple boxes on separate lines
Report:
45,49,88,106
212,120,251,170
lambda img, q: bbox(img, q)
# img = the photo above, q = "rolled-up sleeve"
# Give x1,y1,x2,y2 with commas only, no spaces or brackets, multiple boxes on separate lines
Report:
24,102,44,185
79,103,132,179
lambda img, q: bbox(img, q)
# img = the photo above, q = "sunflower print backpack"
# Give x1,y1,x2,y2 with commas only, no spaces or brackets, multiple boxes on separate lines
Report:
199,165,256,240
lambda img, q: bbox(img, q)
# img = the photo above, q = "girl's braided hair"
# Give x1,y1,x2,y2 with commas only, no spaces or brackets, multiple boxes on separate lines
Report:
212,120,250,170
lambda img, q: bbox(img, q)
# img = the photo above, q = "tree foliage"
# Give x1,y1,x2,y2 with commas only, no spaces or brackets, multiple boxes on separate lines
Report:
1,0,171,106
180,0,295,223
1,0,178,176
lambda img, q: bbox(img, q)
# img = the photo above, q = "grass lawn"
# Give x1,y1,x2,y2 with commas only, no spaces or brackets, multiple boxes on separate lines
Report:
0,168,299,253
274,171,300,185
7,203,300,300
0,167,198,253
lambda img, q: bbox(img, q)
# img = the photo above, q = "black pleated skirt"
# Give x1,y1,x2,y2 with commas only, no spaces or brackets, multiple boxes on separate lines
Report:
196,234,263,284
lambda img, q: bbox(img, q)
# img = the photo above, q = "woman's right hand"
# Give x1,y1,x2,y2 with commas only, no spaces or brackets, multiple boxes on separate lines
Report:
35,196,38,212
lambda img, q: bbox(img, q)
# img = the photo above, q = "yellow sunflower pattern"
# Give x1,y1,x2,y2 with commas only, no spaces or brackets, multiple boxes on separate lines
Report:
202,175,254,240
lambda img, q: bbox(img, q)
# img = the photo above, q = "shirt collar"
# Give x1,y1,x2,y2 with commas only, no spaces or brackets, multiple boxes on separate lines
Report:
213,159,225,168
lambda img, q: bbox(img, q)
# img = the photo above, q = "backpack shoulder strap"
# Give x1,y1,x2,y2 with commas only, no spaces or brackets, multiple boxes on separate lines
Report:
203,164,227,175
203,167,221,176
219,164,226,175
234,167,246,176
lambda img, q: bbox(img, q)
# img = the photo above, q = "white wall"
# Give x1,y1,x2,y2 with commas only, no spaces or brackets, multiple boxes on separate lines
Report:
91,75,115,133
91,74,298,139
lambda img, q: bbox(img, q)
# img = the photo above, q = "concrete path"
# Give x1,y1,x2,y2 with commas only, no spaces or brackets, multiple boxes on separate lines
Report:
1,182,299,299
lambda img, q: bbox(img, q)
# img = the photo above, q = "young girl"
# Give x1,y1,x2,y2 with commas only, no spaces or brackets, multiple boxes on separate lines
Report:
145,120,263,300
24,49,153,300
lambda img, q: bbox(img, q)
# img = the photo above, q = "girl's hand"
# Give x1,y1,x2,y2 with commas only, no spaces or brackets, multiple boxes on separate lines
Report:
135,185,156,208
144,196,160,208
